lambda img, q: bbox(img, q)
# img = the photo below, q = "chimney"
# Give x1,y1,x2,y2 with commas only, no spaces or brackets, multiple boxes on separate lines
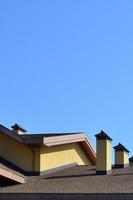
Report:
11,123,27,135
113,143,129,168
129,156,133,164
95,130,112,175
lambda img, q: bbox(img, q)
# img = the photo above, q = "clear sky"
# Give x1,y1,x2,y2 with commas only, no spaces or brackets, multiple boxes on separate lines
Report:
0,1,133,157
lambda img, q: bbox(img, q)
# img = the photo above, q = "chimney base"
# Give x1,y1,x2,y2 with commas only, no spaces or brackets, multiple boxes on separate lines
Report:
96,170,112,175
114,164,129,168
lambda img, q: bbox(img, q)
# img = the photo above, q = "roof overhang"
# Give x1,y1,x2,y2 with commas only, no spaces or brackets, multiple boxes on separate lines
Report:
0,165,25,184
24,133,96,165
43,133,96,165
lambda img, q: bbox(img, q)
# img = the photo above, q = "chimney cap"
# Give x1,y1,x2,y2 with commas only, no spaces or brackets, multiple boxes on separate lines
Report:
113,143,129,153
95,130,112,141
11,123,27,133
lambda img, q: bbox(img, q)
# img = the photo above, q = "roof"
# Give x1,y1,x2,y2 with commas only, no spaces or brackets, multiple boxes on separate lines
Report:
22,132,84,138
0,164,133,193
113,143,129,153
95,130,112,141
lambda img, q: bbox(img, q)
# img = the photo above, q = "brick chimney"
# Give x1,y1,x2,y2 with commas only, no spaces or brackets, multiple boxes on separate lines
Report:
95,130,112,175
113,143,129,168
11,123,27,135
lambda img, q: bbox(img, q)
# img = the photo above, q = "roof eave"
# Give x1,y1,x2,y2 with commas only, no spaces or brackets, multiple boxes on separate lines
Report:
43,133,96,165
0,167,25,184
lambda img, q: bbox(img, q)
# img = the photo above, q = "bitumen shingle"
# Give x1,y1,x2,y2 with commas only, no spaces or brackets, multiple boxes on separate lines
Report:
0,164,133,193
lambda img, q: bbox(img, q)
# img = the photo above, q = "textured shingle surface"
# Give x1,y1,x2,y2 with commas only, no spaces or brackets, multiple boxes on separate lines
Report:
0,165,133,193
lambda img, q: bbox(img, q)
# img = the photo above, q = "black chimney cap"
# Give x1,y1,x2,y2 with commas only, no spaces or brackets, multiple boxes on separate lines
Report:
11,123,27,133
95,130,112,141
113,143,129,153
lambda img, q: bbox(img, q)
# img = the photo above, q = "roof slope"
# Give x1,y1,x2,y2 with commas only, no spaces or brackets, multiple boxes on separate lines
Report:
0,165,133,193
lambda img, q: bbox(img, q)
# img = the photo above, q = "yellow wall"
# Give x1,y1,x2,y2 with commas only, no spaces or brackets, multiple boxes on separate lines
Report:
115,151,129,165
115,151,123,165
0,131,93,172
124,151,129,165
96,140,106,171
31,147,40,171
106,140,112,170
17,129,25,135
96,139,112,171
40,143,92,171
0,131,33,171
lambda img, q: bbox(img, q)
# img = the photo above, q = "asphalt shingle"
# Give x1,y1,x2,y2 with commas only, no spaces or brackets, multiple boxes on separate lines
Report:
0,165,133,193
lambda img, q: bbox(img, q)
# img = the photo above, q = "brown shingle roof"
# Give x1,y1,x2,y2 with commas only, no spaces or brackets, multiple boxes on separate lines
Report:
0,164,133,193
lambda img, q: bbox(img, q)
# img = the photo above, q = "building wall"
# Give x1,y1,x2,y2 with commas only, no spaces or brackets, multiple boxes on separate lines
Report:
31,147,40,172
0,131,33,171
0,131,93,173
40,143,92,171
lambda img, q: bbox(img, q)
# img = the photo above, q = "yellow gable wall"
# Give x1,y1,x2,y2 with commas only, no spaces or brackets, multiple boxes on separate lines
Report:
40,143,92,172
0,132,93,173
0,131,33,171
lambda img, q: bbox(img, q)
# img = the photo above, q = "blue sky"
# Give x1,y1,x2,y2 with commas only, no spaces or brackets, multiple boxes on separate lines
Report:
0,1,133,157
